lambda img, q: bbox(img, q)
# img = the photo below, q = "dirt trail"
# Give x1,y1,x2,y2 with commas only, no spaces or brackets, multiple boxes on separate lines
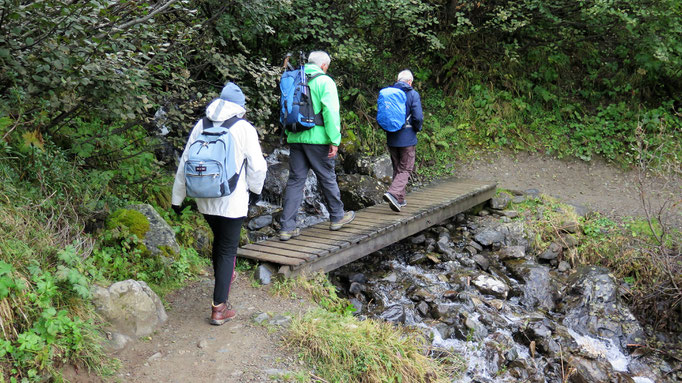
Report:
111,276,311,383
457,151,681,228
63,151,680,383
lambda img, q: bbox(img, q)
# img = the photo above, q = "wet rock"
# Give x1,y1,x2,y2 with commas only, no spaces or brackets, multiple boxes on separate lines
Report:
380,304,406,323
408,252,427,265
562,266,645,348
350,298,363,313
473,254,490,271
474,228,505,247
382,272,398,283
410,234,426,244
478,209,490,216
433,322,455,340
472,274,509,299
500,245,526,260
464,315,489,341
469,240,483,252
92,280,167,349
349,282,366,296
128,203,181,256
539,242,562,261
409,287,436,302
568,356,611,383
464,245,479,256
430,303,455,321
416,301,430,317
262,162,289,202
337,174,385,210
247,215,273,230
348,273,367,284
255,263,277,285
490,193,512,210
505,261,556,311
455,213,466,223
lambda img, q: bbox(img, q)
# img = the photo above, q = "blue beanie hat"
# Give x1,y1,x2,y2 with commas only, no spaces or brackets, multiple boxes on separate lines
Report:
219,82,246,107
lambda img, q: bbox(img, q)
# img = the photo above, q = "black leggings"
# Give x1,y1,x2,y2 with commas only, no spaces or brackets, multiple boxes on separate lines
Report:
203,214,244,305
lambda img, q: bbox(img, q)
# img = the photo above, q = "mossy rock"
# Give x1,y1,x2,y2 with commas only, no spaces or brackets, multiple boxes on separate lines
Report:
106,209,150,239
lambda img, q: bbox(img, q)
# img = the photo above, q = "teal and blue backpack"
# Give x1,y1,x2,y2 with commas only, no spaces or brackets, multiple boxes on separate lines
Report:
376,87,408,132
279,54,325,133
184,116,245,198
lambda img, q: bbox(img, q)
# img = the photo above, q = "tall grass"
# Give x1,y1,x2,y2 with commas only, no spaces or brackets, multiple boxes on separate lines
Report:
286,308,462,383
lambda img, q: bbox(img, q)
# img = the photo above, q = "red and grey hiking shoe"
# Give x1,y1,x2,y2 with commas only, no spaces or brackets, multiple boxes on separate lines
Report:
210,302,236,325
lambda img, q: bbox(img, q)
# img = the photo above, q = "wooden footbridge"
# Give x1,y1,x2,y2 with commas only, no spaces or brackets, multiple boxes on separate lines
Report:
237,178,496,277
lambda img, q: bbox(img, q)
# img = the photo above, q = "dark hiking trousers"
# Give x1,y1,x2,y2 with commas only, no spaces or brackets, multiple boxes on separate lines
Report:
280,143,344,232
387,145,416,203
203,214,244,305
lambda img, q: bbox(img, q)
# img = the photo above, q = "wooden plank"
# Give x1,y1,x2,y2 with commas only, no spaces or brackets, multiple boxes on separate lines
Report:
281,238,335,251
243,243,316,260
237,248,303,265
305,227,370,243
295,233,352,248
249,241,330,256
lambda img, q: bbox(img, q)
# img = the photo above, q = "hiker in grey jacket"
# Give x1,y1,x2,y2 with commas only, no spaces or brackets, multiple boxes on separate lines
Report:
172,82,267,325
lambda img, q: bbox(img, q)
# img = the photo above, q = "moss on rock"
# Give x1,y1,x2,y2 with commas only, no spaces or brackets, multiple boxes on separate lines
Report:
106,209,150,239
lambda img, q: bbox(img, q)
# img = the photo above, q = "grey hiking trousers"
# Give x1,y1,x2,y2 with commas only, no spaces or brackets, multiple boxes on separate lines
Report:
280,143,344,232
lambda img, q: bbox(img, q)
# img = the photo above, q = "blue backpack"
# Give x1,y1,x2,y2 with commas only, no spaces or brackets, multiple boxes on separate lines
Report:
376,87,409,132
184,116,245,198
279,68,325,133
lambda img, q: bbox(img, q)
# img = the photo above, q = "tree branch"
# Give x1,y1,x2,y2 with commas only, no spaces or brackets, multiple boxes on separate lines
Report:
94,0,179,40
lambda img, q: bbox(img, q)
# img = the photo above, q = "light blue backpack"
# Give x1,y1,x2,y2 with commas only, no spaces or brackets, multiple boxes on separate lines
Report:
376,87,409,132
184,116,245,198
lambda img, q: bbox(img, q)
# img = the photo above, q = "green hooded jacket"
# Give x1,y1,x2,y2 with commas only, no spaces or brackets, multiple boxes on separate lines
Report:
285,63,341,146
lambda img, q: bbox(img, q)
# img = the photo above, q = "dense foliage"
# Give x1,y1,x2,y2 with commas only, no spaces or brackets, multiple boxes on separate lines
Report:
0,0,680,380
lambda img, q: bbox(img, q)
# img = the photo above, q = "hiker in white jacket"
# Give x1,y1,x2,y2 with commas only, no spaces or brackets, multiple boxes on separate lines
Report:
171,82,267,325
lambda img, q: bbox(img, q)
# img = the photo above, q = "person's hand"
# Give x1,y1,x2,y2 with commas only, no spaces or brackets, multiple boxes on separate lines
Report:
171,205,183,216
328,145,338,158
248,191,261,206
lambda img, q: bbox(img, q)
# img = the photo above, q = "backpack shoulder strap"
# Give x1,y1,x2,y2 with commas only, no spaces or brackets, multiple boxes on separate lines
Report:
202,116,243,135
308,72,328,82
219,115,243,129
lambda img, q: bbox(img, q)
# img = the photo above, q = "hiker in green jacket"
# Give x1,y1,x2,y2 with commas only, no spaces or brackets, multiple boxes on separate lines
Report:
279,51,355,240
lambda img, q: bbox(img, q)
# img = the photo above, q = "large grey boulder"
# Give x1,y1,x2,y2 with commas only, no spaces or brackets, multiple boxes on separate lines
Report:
344,153,393,183
337,174,386,210
92,280,168,350
128,204,180,256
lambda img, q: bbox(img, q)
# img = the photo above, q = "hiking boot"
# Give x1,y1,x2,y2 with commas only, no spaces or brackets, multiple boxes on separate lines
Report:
383,192,401,212
210,302,235,325
279,228,300,241
330,211,355,231
399,200,407,208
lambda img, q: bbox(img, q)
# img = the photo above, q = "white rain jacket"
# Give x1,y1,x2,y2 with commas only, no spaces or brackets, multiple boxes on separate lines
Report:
171,99,267,218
